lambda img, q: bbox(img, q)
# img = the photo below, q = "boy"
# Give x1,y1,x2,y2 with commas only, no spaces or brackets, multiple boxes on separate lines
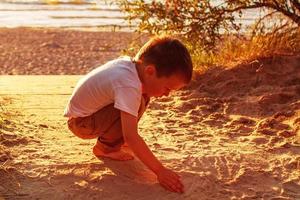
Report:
64,36,193,193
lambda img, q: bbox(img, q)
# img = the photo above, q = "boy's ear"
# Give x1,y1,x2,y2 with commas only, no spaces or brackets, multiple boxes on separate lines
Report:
145,65,156,76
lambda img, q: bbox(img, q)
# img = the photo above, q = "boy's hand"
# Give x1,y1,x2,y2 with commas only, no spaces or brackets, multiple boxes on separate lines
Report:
156,167,184,193
120,111,183,193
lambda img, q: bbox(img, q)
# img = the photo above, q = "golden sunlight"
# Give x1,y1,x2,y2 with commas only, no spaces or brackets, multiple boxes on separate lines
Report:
1,0,299,199
43,0,84,5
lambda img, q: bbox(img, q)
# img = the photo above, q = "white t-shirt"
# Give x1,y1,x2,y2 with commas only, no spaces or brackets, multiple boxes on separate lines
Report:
64,56,142,118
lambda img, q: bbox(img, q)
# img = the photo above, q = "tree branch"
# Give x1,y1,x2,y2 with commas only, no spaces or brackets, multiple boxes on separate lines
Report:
251,11,278,36
222,2,300,26
290,0,300,12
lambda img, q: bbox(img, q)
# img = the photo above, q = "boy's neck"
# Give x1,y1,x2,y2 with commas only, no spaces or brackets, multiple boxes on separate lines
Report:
134,61,148,96
135,61,145,84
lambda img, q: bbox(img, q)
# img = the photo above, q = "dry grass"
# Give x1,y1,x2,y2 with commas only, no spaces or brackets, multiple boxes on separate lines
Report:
190,27,300,73
120,27,300,76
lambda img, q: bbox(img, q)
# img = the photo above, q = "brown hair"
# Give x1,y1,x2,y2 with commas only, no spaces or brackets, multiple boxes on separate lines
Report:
134,36,193,83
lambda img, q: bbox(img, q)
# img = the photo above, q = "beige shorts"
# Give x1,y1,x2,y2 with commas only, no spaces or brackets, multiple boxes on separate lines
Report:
67,95,149,147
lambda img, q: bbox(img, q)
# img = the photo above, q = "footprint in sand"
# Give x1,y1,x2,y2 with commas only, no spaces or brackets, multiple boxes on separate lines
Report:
259,92,294,106
251,136,270,145
293,117,300,132
200,113,230,129
267,142,300,154
257,118,295,138
284,157,300,170
278,130,297,138
202,118,224,128
0,131,18,140
230,117,256,127
0,148,11,162
257,128,277,136
268,136,284,146
273,110,295,121
161,147,176,152
282,181,300,199
1,137,29,147
226,117,256,137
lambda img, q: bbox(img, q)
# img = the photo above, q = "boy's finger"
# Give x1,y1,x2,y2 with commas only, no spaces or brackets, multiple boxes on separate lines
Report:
170,176,183,189
166,177,180,188
171,178,184,191
161,182,175,193
161,179,182,193
167,180,182,193
165,181,181,193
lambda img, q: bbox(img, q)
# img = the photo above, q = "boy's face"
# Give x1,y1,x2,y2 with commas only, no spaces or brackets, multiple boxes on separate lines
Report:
142,65,187,98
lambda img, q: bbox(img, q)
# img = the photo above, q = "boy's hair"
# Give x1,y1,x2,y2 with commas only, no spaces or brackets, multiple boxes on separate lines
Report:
134,36,193,83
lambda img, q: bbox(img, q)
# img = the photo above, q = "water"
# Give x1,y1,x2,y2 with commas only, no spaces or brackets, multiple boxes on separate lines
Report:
0,0,133,30
0,0,263,31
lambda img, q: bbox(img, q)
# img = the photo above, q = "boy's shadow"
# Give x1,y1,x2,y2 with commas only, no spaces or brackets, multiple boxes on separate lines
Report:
97,156,157,184
93,156,205,199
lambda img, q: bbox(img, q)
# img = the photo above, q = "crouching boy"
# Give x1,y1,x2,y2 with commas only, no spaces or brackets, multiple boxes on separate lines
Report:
64,36,193,193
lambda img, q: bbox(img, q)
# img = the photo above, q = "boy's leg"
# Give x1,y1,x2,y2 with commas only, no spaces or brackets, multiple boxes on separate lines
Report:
68,95,150,160
67,102,123,140
68,116,98,139
93,94,150,160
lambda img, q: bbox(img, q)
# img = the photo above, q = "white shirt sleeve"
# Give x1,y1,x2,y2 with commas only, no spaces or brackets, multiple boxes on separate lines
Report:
114,86,141,117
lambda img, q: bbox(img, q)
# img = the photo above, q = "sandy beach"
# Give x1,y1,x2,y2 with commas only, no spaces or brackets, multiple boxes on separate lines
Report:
0,28,138,75
0,28,300,199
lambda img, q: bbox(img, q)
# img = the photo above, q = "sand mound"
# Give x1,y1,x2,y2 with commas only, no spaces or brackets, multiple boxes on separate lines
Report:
149,55,300,199
170,56,300,137
192,55,300,116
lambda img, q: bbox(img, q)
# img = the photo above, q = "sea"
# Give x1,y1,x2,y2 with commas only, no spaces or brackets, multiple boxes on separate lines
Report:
0,0,264,31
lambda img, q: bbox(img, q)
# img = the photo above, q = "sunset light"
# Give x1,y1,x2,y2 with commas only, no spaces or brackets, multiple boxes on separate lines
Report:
0,0,299,199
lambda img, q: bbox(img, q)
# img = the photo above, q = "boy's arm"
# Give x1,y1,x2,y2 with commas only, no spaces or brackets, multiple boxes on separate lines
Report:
121,111,184,193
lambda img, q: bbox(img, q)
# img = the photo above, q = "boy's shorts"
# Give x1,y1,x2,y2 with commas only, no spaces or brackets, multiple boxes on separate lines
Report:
67,95,149,148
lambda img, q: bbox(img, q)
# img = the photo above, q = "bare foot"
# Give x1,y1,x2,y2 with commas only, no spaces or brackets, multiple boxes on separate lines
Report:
93,146,134,161
121,143,134,154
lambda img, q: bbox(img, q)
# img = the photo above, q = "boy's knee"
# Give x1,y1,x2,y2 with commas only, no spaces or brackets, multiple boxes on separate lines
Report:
72,132,96,139
67,117,98,139
95,137,123,153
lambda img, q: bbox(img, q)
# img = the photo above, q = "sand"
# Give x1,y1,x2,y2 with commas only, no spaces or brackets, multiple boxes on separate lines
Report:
0,28,300,200
0,28,139,75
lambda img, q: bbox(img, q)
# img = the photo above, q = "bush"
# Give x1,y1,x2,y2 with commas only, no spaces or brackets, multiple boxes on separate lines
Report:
117,0,300,70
